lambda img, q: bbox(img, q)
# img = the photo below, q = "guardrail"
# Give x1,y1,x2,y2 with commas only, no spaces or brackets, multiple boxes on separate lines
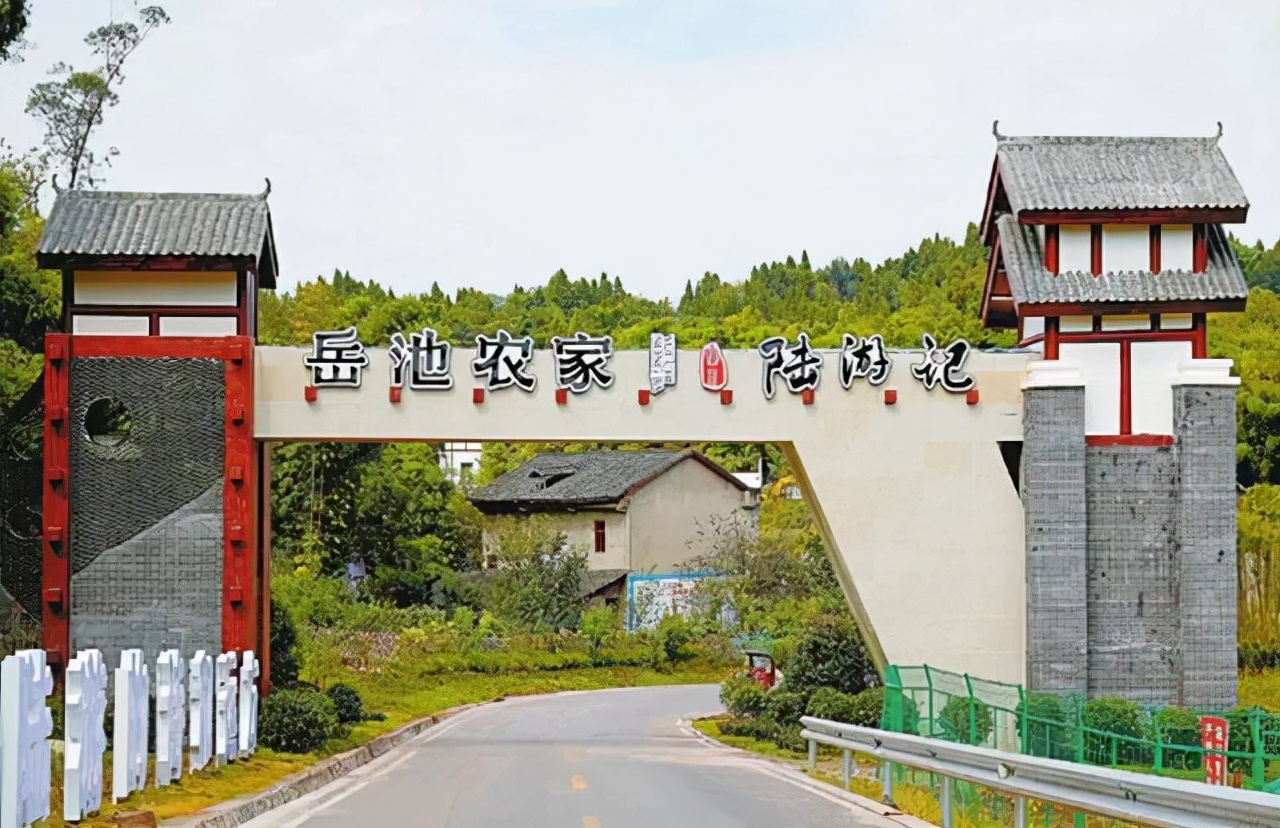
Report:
800,716,1279,828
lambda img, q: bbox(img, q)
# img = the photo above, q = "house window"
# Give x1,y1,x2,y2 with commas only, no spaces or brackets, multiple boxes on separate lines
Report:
593,520,606,553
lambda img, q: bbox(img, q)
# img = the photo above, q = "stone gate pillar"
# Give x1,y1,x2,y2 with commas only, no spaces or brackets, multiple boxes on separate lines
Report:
36,186,277,683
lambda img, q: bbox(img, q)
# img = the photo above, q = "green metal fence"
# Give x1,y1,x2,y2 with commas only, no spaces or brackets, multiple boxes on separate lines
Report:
881,664,1280,794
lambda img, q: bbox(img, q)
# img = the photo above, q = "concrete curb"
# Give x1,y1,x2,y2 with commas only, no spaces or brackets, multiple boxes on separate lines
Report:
682,716,939,828
163,702,483,828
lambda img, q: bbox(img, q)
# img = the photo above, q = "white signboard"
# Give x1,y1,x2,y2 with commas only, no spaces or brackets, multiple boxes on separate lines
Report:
64,649,107,822
0,650,53,828
155,650,187,787
189,651,214,771
112,649,148,804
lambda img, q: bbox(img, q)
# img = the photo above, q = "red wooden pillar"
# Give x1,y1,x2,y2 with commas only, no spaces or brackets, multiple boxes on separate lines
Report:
41,334,72,669
223,339,258,657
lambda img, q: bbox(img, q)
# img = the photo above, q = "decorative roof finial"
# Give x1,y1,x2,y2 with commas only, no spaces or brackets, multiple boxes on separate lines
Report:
1215,121,1223,141
51,173,62,194
258,177,272,199
992,119,1005,140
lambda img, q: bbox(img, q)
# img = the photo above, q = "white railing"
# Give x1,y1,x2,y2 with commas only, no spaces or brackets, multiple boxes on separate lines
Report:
0,647,260,828
800,716,1280,828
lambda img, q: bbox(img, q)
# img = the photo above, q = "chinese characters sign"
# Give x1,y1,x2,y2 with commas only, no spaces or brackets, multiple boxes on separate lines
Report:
1200,715,1229,786
303,329,975,399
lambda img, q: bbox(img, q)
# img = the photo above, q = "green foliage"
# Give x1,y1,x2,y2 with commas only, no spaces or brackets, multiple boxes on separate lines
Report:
259,688,340,753
938,695,993,745
1020,692,1075,760
481,516,587,631
1082,697,1149,757
652,612,692,664
806,686,885,728
580,604,618,651
269,600,301,688
0,0,30,63
1238,485,1280,645
326,683,364,725
720,675,768,717
781,616,875,696
1152,707,1201,769
763,689,808,729
1239,642,1280,671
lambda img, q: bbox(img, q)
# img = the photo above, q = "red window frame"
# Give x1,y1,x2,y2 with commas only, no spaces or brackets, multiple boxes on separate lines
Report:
593,520,606,553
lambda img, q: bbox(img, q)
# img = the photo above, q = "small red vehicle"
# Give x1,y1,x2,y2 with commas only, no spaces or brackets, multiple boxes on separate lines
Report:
745,649,777,690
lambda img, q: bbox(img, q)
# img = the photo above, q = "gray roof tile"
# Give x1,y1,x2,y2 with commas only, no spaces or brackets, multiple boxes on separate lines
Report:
996,135,1249,214
996,214,1247,307
470,450,743,512
37,189,278,287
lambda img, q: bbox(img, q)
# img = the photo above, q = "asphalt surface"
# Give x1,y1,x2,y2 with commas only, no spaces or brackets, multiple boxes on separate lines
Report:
242,684,909,828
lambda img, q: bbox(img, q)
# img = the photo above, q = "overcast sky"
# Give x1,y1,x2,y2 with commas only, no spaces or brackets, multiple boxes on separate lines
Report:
2,1,1278,300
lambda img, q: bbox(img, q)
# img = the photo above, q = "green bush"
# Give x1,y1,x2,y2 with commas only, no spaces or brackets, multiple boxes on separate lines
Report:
1153,707,1201,770
806,686,859,722
720,675,768,718
939,695,993,745
327,683,364,725
259,688,340,753
720,715,780,741
847,687,885,728
270,599,301,688
763,689,808,729
782,617,874,696
1082,696,1151,763
580,604,617,650
653,613,692,664
1238,643,1280,672
1020,692,1074,760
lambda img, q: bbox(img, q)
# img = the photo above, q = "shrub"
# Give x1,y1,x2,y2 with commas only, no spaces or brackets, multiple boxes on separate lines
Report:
847,687,886,728
720,675,767,718
763,689,808,729
259,688,339,753
270,599,301,689
1238,643,1280,672
939,695,994,745
782,617,874,696
653,613,692,664
806,686,859,722
1020,692,1074,760
327,683,364,725
580,604,617,651
1082,696,1150,762
1153,707,1201,769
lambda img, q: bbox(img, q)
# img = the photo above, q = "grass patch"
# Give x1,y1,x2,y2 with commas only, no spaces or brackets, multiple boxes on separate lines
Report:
50,662,732,827
1240,669,1280,713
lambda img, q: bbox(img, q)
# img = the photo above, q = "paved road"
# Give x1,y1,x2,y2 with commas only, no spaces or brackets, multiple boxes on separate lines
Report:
243,684,908,828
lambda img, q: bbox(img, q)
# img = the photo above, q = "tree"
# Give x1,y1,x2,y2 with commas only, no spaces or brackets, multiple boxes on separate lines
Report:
25,5,170,189
0,0,30,63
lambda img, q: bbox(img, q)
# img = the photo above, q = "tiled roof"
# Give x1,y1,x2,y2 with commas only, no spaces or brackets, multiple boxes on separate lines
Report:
37,188,278,287
996,214,1248,307
996,135,1249,214
470,450,745,512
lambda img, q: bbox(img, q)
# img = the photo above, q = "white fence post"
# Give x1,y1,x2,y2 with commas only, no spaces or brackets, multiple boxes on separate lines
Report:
189,650,214,771
63,649,107,822
0,649,53,828
155,649,187,787
215,651,239,765
112,649,149,803
238,650,260,758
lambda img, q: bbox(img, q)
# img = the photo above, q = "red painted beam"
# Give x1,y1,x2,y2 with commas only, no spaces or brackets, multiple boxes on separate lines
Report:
1018,207,1247,225
1149,225,1162,274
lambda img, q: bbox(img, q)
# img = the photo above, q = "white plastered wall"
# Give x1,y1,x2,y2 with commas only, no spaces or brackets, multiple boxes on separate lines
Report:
1131,341,1193,435
624,458,753,574
1059,226,1092,272
71,315,148,336
256,346,1032,682
1102,225,1149,273
1058,342,1121,435
73,271,237,305
1162,225,1193,271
